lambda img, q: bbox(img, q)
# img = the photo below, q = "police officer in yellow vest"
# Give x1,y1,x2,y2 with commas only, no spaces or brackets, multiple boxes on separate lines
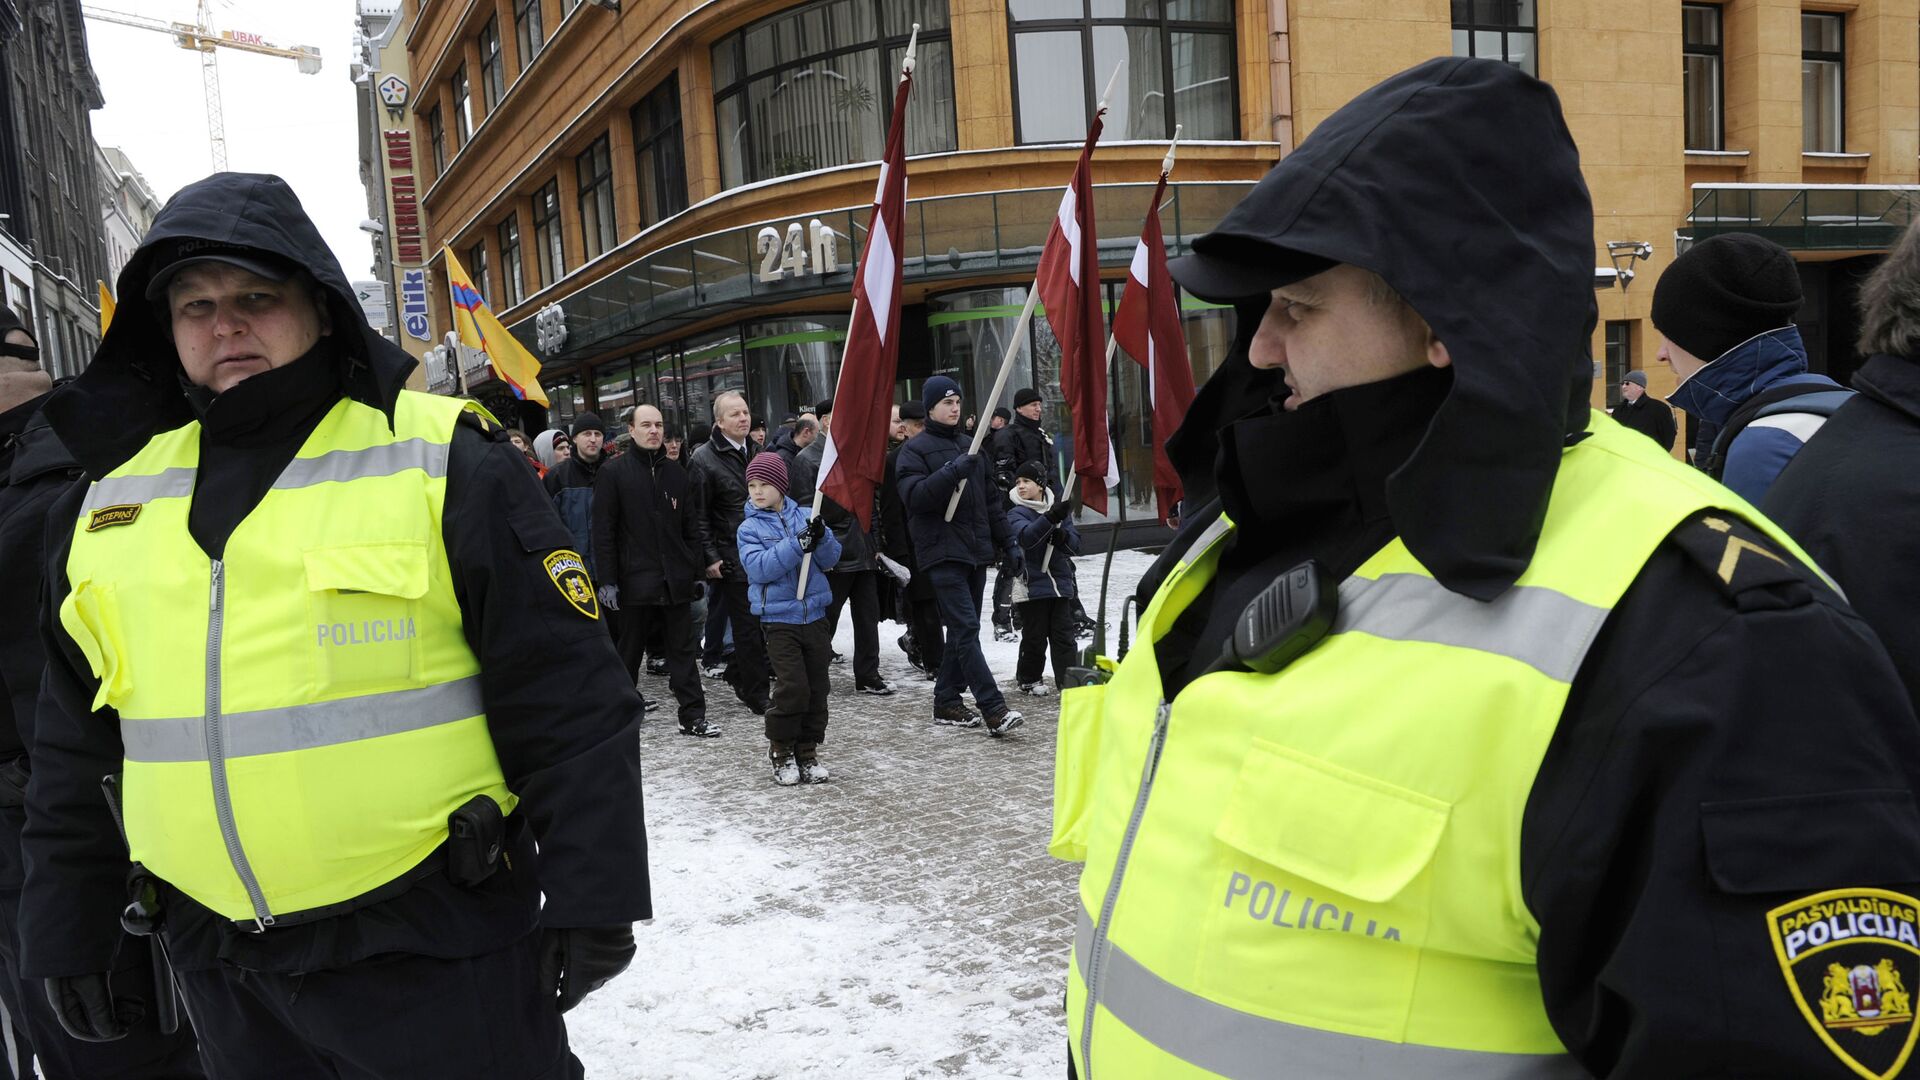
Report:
17,173,650,1078
1052,59,1920,1079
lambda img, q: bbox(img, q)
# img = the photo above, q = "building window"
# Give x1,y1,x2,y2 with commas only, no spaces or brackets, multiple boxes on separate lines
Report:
1802,12,1844,153
499,214,526,308
576,136,616,262
533,178,565,287
516,0,545,69
1449,0,1537,78
1683,4,1722,151
452,64,473,145
480,17,505,111
631,74,688,228
468,240,491,304
426,105,446,174
1604,321,1631,409
711,0,956,190
1009,0,1236,144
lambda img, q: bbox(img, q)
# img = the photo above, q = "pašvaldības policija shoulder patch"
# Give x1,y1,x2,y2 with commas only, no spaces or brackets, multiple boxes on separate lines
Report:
1770,888,1920,1079
543,549,599,620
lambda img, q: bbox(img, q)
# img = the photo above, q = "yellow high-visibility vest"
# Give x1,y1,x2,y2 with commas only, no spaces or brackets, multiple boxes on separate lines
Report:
61,390,515,925
1051,411,1825,1078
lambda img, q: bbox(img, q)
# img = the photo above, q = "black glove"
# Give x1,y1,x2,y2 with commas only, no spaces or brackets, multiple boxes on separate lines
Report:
538,926,636,1014
692,581,706,600
1045,499,1071,524
799,516,827,553
999,551,1024,579
45,974,140,1042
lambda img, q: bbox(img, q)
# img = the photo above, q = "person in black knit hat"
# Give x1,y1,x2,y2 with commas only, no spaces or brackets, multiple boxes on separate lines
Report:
1652,232,1843,501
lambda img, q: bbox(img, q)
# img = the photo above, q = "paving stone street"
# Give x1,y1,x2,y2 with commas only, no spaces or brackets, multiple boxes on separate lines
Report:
570,551,1152,1079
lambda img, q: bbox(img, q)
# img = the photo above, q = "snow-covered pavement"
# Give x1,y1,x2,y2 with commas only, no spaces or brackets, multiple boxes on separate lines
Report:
571,549,1155,1079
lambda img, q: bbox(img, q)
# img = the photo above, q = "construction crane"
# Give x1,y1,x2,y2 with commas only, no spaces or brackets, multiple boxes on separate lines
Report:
81,1,323,171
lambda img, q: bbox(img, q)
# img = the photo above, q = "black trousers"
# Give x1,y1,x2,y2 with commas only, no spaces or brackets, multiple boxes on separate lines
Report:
0,801,204,1080
1016,597,1079,688
827,570,881,687
992,567,1015,628
906,596,944,673
618,602,704,723
716,580,770,709
176,931,577,1080
701,589,731,665
763,620,832,746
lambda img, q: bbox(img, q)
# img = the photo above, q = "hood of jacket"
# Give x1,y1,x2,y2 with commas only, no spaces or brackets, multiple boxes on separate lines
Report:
44,172,414,478
1167,58,1596,601
1853,352,1920,424
533,430,565,469
1668,324,1813,427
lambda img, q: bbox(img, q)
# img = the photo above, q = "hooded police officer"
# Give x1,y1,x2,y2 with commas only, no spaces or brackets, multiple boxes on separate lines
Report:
19,173,649,1077
1058,59,1920,1079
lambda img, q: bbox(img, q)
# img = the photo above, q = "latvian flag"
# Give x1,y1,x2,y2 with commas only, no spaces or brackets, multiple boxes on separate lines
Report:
1112,173,1196,525
1035,107,1110,516
817,50,914,532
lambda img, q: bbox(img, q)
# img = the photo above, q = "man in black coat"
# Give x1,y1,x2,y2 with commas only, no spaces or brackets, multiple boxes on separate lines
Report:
896,376,1025,736
0,307,204,1077
592,403,714,736
21,174,647,1077
790,397,893,696
687,389,770,714
1069,58,1920,1077
1764,224,1920,712
881,403,941,677
1610,370,1676,451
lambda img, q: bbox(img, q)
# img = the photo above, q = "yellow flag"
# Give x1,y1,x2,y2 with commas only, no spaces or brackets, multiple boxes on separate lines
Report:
442,247,549,407
97,281,115,335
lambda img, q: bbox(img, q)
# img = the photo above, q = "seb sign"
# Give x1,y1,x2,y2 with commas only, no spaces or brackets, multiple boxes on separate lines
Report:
382,130,423,263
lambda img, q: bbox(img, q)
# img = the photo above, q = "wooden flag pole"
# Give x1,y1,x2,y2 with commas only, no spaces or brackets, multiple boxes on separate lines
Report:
945,59,1123,524
798,25,917,597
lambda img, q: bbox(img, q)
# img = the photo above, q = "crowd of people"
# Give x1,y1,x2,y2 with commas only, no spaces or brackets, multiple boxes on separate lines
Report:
484,369,1105,784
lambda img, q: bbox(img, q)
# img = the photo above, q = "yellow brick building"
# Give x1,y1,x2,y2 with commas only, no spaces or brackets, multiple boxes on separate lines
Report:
398,0,1917,512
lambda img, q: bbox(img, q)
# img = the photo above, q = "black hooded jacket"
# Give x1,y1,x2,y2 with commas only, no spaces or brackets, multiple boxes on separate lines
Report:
21,173,650,979
0,395,79,770
1763,353,1920,708
1134,59,1920,1077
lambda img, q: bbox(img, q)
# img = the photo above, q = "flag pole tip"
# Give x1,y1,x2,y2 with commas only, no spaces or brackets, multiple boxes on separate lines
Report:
1098,60,1125,111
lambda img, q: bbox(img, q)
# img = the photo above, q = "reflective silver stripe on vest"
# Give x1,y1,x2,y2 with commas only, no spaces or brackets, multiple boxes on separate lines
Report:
1074,908,1582,1080
82,468,197,513
274,438,449,490
121,675,484,763
1336,573,1609,684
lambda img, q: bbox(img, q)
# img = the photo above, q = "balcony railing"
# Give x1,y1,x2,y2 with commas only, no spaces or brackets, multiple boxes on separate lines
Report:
437,180,1253,391
1686,184,1920,253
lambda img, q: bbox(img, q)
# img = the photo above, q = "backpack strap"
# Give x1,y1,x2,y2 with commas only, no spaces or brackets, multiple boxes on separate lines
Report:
1703,385,1854,479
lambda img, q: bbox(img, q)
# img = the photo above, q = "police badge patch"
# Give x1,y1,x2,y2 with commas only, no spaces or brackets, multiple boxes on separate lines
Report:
1770,888,1920,1079
542,550,599,620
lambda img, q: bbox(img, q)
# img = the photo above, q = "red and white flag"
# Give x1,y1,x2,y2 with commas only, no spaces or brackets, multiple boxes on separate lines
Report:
1035,107,1110,516
817,55,915,533
1112,173,1196,526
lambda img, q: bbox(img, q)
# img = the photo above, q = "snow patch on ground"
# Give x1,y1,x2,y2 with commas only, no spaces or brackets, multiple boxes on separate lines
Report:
569,548,1155,1078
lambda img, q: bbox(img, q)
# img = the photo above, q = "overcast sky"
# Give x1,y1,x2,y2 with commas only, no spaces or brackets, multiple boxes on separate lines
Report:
84,0,376,286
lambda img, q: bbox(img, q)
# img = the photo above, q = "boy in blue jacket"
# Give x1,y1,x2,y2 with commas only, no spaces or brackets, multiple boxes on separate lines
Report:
737,454,842,784
1005,461,1081,695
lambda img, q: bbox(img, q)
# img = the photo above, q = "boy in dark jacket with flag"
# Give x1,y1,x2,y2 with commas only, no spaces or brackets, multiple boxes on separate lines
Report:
737,454,841,785
1006,461,1081,695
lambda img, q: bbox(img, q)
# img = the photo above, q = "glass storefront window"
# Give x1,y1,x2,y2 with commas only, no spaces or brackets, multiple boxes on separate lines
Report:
744,318,849,426
711,0,956,190
1011,1,1236,143
594,359,635,434
677,330,748,440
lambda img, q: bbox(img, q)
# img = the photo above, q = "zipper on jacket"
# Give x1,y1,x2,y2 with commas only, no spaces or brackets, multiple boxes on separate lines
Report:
205,560,274,930
1079,699,1172,1077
